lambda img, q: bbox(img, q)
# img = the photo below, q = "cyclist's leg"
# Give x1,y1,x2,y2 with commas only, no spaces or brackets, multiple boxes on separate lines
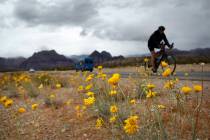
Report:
148,46,156,72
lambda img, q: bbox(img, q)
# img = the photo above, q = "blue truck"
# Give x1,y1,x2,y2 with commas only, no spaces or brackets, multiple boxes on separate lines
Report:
75,57,94,72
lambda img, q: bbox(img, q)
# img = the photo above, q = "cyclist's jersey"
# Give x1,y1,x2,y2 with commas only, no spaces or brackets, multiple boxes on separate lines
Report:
148,30,170,50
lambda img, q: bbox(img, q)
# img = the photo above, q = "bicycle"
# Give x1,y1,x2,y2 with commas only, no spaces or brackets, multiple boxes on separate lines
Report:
144,43,176,74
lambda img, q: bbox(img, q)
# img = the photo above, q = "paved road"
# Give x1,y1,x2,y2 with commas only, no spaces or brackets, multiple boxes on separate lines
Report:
106,71,210,81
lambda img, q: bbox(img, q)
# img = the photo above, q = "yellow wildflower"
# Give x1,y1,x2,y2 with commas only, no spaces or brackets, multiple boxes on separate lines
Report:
56,83,62,88
109,115,117,123
193,85,202,93
98,66,103,70
18,107,26,113
75,105,80,111
86,91,94,96
101,74,107,80
164,80,174,89
110,105,118,113
4,99,13,108
146,90,157,98
96,118,104,129
66,99,73,105
109,90,117,96
124,115,139,135
85,74,94,82
77,85,84,91
158,105,166,109
0,96,7,103
85,84,93,90
50,94,56,99
32,104,38,110
38,84,43,89
130,99,136,105
147,83,155,89
108,73,120,85
161,61,168,67
84,96,95,106
162,68,171,77
82,105,87,110
144,58,149,62
181,86,192,95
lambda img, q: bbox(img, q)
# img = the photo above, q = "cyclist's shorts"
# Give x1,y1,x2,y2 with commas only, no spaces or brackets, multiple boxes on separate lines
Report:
148,45,159,52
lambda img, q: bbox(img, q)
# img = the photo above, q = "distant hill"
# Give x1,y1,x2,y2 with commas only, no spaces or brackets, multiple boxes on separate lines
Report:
89,50,124,65
0,48,209,71
20,50,74,70
169,48,210,64
102,48,210,67
0,57,26,71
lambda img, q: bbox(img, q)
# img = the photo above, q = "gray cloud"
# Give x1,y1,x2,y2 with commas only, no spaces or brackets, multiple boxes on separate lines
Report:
83,0,210,49
14,0,98,26
13,0,210,48
0,0,7,4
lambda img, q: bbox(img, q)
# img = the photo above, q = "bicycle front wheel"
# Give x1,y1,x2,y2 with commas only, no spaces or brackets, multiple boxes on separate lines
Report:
161,55,176,74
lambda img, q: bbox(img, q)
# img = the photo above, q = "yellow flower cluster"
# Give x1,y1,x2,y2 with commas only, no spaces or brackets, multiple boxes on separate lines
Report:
181,86,192,95
56,83,62,88
158,104,166,109
123,115,139,135
144,58,149,62
108,73,120,85
96,118,104,129
161,61,168,67
162,68,171,77
84,96,95,106
97,66,103,70
77,85,84,92
130,99,136,105
85,84,93,91
32,104,38,110
110,105,118,113
18,107,26,113
146,90,157,98
0,96,14,108
147,83,155,90
109,115,117,123
85,74,94,82
109,90,117,96
86,91,94,97
193,85,202,92
164,80,174,89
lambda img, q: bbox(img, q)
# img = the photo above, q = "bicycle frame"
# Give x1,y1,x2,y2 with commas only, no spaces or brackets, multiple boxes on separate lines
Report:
155,44,174,69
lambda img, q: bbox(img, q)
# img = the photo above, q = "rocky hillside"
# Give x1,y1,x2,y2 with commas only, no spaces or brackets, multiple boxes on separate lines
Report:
20,50,74,70
89,50,124,65
0,57,26,71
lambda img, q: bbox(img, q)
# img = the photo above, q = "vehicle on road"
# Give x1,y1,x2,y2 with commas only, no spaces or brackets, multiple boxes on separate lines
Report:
75,57,94,72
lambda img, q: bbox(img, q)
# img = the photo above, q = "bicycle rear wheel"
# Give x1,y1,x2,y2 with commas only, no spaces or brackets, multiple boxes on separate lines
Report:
161,55,176,74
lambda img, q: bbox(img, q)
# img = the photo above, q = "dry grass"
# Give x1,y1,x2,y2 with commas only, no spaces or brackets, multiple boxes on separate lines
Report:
0,64,210,140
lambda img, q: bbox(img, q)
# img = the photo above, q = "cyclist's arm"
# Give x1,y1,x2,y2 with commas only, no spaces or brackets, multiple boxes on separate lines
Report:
163,33,170,47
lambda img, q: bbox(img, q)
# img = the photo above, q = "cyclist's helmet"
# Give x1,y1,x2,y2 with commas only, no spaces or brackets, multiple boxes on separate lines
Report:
158,26,165,31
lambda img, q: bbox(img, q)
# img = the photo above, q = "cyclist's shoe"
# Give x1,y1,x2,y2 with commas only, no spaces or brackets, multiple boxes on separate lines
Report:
152,68,157,73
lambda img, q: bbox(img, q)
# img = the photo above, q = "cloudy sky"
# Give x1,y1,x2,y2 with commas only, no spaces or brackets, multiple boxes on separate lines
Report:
0,0,210,57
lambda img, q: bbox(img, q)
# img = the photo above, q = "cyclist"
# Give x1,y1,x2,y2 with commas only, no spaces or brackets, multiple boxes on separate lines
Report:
148,26,172,73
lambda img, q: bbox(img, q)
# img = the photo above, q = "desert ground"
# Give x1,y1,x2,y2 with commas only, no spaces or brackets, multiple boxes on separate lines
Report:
0,64,210,140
